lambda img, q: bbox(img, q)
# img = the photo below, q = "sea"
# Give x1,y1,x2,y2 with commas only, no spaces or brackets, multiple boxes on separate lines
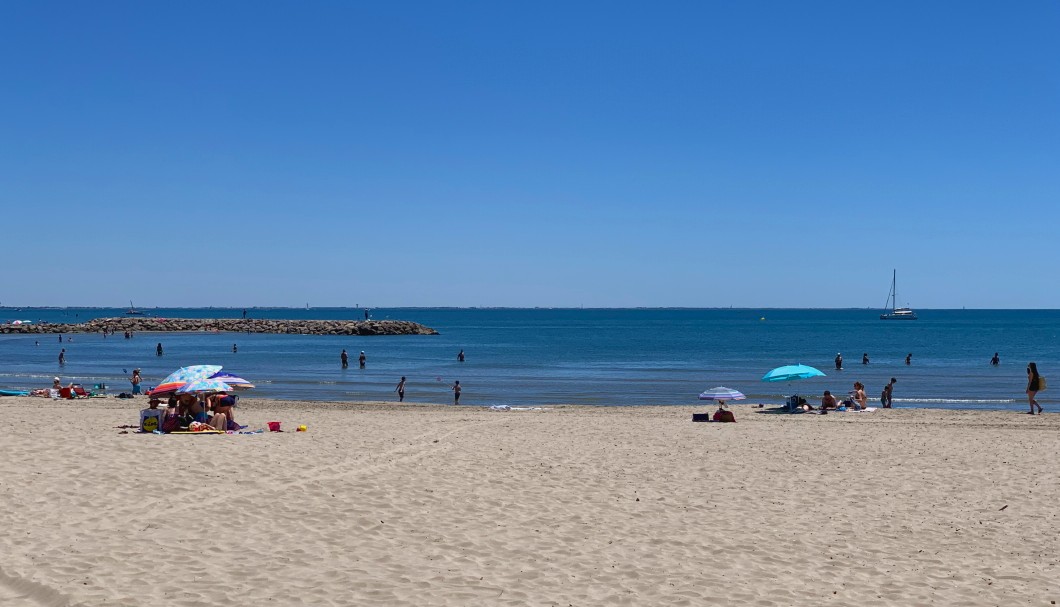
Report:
1,308,1058,411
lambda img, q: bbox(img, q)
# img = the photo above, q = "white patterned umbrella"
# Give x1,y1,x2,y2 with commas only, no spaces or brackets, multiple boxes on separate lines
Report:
698,386,746,401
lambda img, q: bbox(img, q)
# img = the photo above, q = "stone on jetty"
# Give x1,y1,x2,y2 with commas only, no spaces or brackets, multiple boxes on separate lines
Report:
1,318,439,336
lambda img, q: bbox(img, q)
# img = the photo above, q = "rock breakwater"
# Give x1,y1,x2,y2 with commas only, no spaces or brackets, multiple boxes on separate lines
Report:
1,317,439,336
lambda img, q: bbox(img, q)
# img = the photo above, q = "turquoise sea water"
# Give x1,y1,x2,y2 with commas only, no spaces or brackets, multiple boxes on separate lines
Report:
1,308,1058,410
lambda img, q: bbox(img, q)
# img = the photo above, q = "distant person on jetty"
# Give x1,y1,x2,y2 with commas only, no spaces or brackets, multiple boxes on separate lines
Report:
1026,362,1043,415
905,353,912,365
364,309,370,320
242,308,247,319
58,349,65,365
991,352,1000,366
156,343,163,357
457,349,465,362
835,353,842,370
359,351,366,368
341,349,349,369
396,376,406,402
862,353,869,365
452,380,461,404
131,369,142,395
881,377,896,408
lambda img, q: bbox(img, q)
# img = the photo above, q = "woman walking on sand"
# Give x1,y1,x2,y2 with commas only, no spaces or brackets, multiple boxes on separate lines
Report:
131,369,142,395
395,376,406,402
1026,362,1044,414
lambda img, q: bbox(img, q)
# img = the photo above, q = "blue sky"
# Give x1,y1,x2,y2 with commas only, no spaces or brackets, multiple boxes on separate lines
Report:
1,1,1057,308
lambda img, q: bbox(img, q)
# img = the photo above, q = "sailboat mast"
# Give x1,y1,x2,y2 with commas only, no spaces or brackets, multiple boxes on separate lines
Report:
892,269,896,311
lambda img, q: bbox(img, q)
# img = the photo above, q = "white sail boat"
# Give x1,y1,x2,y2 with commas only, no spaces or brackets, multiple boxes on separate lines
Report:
880,270,916,320
125,300,144,315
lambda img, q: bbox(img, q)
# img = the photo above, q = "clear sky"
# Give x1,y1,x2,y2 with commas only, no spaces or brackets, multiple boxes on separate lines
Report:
1,1,1057,308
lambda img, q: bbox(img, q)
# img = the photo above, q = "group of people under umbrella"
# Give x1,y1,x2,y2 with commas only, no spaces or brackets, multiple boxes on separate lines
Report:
698,364,847,421
139,365,254,433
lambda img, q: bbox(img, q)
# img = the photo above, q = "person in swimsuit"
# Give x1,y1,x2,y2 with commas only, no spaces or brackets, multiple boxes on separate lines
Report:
821,391,837,410
232,343,237,353
131,369,142,395
58,349,65,365
1026,362,1043,414
457,349,465,362
835,353,842,370
396,376,406,402
359,351,366,368
452,380,461,404
341,349,349,368
991,352,1000,366
881,377,896,408
156,343,164,357
905,353,912,365
852,382,867,410
862,353,869,365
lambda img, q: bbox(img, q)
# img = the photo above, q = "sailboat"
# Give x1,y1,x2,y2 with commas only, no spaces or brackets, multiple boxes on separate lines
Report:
125,300,144,315
880,270,917,320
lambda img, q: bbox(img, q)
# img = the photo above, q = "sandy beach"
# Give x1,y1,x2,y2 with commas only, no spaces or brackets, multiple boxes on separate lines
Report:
0,396,1057,606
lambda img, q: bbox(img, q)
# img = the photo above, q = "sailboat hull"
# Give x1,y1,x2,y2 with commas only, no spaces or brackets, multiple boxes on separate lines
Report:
880,312,917,320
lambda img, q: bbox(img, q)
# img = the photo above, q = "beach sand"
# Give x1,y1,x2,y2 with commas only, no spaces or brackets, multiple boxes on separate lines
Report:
1,396,1057,606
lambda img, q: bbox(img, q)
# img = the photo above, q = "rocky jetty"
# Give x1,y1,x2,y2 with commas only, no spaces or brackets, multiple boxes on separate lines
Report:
1,317,439,336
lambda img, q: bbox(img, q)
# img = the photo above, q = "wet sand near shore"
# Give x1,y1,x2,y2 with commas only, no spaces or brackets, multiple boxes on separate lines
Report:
1,396,1057,606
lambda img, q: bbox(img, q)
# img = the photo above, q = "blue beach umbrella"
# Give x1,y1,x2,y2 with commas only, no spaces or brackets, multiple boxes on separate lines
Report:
762,364,826,411
698,387,746,401
761,364,826,382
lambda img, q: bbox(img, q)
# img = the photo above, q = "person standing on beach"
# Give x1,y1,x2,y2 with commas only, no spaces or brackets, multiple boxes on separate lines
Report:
862,353,869,365
835,353,842,370
131,369,142,395
58,349,66,365
452,380,461,405
156,343,163,357
341,349,349,369
881,377,896,408
396,376,406,402
359,351,366,368
457,349,465,362
1026,362,1043,414
905,353,912,365
991,352,1000,366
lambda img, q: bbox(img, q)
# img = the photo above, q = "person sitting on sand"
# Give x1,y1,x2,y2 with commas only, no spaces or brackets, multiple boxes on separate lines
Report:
208,393,239,429
712,403,736,422
821,391,837,410
853,382,868,410
177,393,206,423
140,397,164,432
52,377,62,390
